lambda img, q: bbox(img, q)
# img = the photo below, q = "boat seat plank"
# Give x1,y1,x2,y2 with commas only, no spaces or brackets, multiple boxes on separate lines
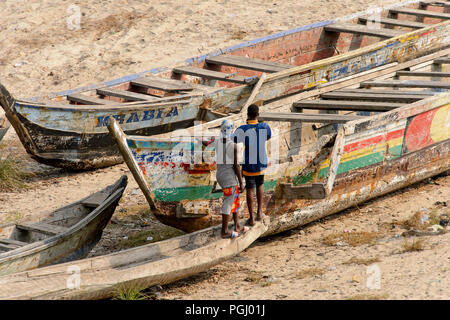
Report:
67,93,115,105
422,1,450,8
0,243,17,252
433,58,450,64
293,100,404,112
358,16,428,28
336,89,438,96
259,112,363,123
389,7,450,19
205,55,290,73
396,71,450,77
321,91,430,102
173,66,256,84
361,80,450,89
16,222,69,236
81,193,109,208
131,76,194,92
0,239,28,247
96,88,160,102
324,23,404,38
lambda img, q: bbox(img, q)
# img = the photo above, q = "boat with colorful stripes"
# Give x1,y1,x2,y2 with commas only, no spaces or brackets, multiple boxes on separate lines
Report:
0,0,449,170
108,44,449,234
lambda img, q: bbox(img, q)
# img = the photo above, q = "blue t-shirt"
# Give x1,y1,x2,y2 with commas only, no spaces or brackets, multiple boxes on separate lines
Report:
233,120,272,176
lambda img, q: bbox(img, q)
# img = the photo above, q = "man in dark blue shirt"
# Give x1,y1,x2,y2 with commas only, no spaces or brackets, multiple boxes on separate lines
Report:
233,104,271,226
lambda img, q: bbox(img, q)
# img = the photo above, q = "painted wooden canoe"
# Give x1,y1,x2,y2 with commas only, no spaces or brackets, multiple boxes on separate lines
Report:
0,115,10,142
0,216,269,300
107,48,450,234
0,175,127,276
1,0,449,170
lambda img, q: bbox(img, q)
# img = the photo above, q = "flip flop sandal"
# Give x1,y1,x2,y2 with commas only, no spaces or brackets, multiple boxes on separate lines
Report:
231,231,239,239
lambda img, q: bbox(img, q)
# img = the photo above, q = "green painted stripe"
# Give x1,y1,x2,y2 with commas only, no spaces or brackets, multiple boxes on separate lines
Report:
154,145,403,201
154,180,278,202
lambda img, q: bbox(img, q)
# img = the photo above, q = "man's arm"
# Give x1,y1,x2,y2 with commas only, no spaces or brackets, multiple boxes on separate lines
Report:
233,143,244,192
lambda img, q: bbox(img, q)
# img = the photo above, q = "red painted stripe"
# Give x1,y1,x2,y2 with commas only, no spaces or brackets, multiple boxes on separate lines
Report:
344,129,404,153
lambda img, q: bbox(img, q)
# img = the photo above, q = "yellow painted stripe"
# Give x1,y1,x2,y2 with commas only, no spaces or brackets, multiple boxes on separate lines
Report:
319,137,403,170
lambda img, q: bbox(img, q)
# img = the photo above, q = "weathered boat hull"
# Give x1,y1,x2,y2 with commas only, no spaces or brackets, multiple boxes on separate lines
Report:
0,115,9,142
111,84,449,233
0,216,269,300
0,176,127,276
1,1,448,170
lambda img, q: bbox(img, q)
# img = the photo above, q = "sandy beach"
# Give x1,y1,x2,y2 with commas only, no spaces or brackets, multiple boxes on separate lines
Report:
0,0,448,300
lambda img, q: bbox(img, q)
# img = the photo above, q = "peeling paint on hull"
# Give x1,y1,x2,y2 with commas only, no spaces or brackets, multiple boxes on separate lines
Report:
124,92,449,234
0,1,448,170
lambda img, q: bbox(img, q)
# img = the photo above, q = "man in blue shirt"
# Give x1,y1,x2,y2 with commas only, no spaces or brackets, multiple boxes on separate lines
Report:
233,104,271,226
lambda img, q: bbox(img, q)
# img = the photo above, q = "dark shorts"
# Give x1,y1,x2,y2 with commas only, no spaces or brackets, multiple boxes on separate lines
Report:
244,175,264,189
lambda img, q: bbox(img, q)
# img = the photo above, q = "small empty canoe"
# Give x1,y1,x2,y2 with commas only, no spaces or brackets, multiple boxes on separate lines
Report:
0,175,127,276
0,217,269,300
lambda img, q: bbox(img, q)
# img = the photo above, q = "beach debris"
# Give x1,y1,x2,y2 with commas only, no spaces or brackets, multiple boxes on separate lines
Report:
428,224,444,232
419,214,429,224
14,61,26,67
123,236,128,240
439,219,449,227
146,236,153,241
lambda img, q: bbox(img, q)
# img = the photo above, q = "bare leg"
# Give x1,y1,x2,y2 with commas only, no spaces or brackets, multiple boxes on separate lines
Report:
256,184,264,221
232,212,243,232
246,188,256,226
221,214,232,238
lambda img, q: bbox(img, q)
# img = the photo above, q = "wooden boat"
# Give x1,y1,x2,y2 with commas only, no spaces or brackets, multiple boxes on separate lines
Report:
0,175,127,276
0,0,449,170
0,216,269,300
0,115,10,142
107,46,449,234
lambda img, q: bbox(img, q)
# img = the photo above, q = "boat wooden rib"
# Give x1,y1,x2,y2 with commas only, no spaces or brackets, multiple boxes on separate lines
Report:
107,47,450,234
0,175,127,276
0,216,269,300
0,115,9,142
0,0,448,170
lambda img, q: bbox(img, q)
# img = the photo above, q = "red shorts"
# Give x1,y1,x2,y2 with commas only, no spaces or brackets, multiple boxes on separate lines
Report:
222,185,240,215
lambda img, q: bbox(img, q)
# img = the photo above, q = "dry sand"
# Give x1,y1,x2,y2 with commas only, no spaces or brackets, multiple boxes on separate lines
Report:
0,0,448,300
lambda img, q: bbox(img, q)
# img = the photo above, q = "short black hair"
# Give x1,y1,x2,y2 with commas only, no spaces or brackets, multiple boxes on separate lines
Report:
247,104,259,119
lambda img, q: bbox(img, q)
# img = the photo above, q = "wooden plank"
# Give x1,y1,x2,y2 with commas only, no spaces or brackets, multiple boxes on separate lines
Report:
81,193,109,208
205,55,290,73
0,239,28,247
336,88,438,96
421,1,450,8
321,91,430,102
0,244,16,252
361,80,450,89
390,7,450,19
131,76,193,92
259,112,363,123
433,58,450,64
324,23,404,38
280,183,326,200
107,119,157,211
173,66,256,84
16,222,69,236
358,16,428,29
396,71,450,77
96,88,160,102
240,73,267,116
67,93,114,105
324,128,345,196
293,99,404,112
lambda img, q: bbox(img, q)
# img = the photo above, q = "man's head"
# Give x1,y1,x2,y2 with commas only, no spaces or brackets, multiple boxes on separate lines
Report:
220,119,234,138
247,104,259,120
